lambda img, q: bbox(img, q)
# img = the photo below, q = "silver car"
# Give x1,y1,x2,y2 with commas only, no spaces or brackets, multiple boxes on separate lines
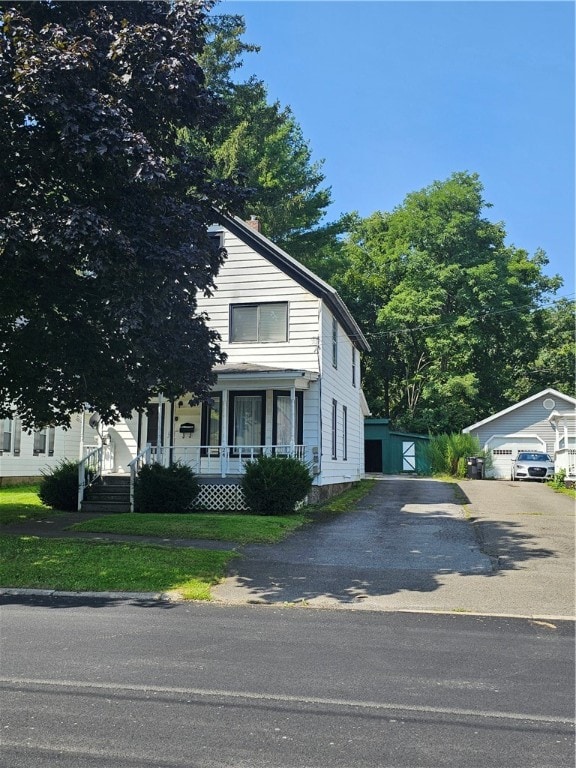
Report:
511,451,555,482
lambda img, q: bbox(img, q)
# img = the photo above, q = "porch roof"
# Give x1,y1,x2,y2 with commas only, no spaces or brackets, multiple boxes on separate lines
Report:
214,363,319,386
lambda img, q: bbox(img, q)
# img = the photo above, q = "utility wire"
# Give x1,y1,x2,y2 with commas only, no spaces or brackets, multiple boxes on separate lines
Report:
363,293,575,339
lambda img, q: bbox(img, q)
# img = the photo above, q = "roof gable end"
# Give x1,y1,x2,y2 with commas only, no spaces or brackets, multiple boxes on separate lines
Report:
463,388,576,433
214,211,370,352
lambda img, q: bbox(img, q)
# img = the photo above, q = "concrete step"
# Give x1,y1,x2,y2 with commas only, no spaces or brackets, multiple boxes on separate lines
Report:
81,500,131,514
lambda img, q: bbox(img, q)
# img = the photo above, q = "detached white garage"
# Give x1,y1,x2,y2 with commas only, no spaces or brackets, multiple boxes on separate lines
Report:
463,388,576,479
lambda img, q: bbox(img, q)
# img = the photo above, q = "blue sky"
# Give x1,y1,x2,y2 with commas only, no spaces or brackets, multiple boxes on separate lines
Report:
219,0,575,295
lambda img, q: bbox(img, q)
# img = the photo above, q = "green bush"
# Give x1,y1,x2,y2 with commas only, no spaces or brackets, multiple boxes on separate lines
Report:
426,433,486,477
241,454,313,515
39,460,79,511
134,462,199,514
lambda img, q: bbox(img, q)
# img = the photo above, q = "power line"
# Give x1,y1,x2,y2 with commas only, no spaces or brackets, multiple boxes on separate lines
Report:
363,293,575,339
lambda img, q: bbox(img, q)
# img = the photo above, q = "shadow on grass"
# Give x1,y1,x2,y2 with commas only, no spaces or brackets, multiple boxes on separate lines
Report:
0,593,178,609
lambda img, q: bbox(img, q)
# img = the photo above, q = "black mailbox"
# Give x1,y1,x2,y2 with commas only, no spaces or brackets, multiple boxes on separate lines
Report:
179,423,195,436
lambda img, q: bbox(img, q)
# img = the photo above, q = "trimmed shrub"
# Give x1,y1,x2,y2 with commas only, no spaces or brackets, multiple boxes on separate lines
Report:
241,454,313,515
39,460,79,511
134,462,199,514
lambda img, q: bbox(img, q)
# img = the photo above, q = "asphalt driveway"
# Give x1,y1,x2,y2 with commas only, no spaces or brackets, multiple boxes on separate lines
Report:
213,477,575,619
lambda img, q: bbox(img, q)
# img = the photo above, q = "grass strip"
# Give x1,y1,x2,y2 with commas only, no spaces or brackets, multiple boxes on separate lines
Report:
304,478,376,516
0,484,59,525
0,536,234,600
70,512,306,544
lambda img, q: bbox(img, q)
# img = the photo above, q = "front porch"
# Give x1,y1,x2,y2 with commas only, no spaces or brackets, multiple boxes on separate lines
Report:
79,443,314,512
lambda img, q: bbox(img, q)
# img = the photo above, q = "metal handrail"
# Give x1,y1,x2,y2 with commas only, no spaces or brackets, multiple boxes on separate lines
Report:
77,446,103,512
128,443,152,512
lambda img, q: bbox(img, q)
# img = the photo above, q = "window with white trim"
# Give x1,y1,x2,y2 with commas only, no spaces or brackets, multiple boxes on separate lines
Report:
33,427,55,456
342,406,348,460
332,316,338,368
352,347,356,387
1,419,12,453
331,399,337,459
230,303,288,343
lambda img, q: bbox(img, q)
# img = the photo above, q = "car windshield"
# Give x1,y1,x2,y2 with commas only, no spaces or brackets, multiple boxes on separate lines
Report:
516,453,550,462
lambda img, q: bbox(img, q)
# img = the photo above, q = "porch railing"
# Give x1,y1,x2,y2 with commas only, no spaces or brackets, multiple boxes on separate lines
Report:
150,444,308,477
128,443,152,513
554,448,576,478
77,444,114,511
126,444,308,512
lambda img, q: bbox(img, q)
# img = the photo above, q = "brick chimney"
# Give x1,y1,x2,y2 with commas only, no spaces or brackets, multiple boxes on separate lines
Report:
245,215,261,233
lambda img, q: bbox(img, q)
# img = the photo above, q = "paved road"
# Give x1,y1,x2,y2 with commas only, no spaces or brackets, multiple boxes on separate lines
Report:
214,477,575,618
0,600,573,768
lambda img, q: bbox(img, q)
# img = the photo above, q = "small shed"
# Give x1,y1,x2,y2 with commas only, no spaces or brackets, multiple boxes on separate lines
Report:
462,388,576,479
364,419,430,475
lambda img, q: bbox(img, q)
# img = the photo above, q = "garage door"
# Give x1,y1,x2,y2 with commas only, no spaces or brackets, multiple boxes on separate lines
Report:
486,436,545,479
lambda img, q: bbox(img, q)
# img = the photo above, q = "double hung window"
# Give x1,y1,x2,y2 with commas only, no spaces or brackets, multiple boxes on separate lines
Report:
230,303,288,343
342,406,348,460
33,426,55,456
331,399,338,459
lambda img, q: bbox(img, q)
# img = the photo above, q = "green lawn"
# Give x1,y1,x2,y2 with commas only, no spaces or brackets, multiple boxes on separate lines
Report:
71,511,306,544
0,479,377,598
0,536,234,600
0,484,60,525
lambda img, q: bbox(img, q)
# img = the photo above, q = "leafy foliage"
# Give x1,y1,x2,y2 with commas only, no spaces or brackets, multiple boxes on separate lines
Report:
0,1,245,429
334,173,563,432
38,460,79,511
425,433,484,478
199,14,346,262
241,454,312,515
134,463,199,514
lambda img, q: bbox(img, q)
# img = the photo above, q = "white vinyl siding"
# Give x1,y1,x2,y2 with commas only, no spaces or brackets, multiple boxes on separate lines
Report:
319,306,365,484
466,393,576,479
0,415,83,480
197,230,320,372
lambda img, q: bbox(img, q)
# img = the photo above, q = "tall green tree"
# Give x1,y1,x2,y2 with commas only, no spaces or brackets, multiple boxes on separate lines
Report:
199,13,345,262
509,298,576,399
0,1,244,429
335,173,563,432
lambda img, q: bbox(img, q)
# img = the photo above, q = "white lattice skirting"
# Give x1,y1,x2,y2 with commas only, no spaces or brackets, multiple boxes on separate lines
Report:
194,483,248,511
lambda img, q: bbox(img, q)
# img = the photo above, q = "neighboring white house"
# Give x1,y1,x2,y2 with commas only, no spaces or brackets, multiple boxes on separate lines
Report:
1,213,371,506
462,388,576,479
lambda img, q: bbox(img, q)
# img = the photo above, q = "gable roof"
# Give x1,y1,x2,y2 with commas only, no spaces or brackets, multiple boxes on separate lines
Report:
463,388,576,433
213,211,370,353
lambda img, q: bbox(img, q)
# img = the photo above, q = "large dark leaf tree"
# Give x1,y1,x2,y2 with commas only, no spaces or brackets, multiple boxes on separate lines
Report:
0,1,244,429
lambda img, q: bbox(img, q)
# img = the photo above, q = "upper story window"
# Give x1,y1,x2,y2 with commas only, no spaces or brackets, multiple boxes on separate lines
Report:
230,302,288,343
352,347,357,387
332,316,338,368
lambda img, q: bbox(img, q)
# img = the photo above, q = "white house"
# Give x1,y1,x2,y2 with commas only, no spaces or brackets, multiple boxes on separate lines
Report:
462,388,576,479
1,213,371,508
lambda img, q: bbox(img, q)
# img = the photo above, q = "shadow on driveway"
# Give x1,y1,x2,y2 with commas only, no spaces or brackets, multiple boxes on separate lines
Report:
214,477,557,606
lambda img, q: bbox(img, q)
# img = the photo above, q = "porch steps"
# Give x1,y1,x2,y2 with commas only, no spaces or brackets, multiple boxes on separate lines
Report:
81,475,131,514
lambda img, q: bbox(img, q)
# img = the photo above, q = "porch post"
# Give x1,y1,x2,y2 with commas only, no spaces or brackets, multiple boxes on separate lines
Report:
157,393,163,464
221,389,229,477
290,386,296,454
